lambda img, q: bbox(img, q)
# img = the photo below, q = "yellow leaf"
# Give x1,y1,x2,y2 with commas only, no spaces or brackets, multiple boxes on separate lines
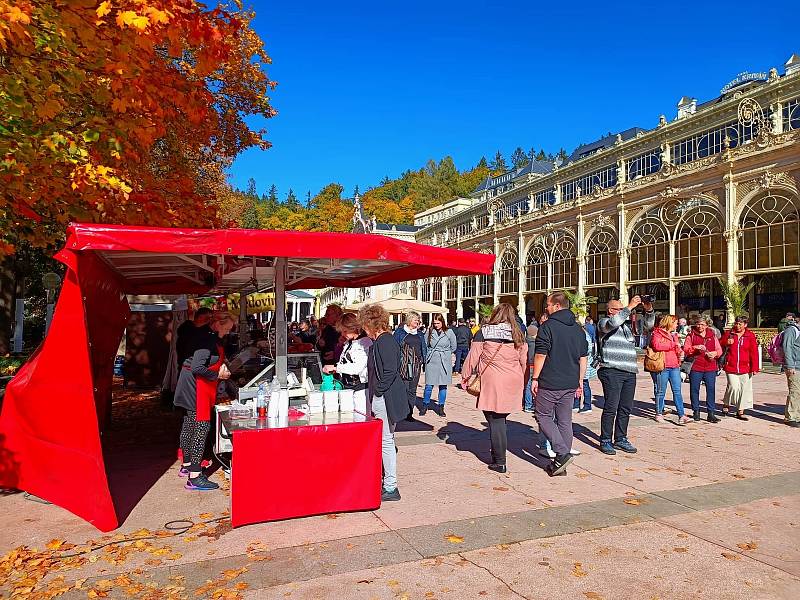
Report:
116,10,149,30
572,562,588,577
737,542,758,551
96,1,112,18
444,534,464,544
131,528,151,538
584,593,605,600
623,498,642,506
198,513,214,519
673,547,688,553
46,538,66,550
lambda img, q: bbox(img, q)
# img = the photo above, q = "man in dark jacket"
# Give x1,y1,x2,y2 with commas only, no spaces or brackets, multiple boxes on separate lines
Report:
451,319,472,375
530,292,588,476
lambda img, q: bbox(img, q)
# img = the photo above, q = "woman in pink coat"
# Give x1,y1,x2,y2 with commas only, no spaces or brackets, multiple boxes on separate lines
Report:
462,303,528,473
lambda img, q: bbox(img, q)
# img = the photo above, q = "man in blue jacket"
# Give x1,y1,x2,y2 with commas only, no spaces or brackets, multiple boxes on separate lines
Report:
530,292,588,476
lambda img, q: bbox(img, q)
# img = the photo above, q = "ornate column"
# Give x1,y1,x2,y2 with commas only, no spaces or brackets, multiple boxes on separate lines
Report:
456,276,464,319
771,101,784,134
553,183,562,205
617,158,627,185
617,201,629,303
517,231,526,316
492,237,500,306
724,174,739,325
577,215,586,294
668,241,677,315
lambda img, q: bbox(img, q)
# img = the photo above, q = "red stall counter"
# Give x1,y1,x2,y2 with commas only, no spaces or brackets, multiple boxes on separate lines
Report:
225,411,382,527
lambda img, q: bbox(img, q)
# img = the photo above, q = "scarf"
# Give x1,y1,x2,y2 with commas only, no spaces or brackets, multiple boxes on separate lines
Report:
404,324,419,335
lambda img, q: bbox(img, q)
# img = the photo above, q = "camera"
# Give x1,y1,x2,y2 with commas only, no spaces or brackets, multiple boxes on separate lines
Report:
640,294,653,304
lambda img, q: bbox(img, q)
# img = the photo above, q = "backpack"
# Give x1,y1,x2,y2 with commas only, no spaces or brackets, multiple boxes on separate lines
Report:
767,331,786,365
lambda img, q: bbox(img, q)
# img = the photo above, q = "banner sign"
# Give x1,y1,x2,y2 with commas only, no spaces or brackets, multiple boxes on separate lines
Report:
226,292,276,315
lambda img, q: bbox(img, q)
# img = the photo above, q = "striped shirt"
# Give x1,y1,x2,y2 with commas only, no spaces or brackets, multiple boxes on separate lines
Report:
597,307,655,373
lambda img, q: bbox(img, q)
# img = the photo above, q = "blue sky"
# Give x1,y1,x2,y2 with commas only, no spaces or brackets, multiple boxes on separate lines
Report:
229,1,799,202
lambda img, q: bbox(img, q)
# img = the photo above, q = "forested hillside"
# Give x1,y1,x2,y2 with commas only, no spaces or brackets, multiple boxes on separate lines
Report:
221,146,566,231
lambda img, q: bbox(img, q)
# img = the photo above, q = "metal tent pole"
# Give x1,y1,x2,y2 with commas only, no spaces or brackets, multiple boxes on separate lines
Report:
274,257,288,387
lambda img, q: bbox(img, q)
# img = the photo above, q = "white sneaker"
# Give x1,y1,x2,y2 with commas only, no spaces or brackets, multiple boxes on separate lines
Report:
538,446,556,459
569,448,581,456
578,408,593,414
572,408,580,413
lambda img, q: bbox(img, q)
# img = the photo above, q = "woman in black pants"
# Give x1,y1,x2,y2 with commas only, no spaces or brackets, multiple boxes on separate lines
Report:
392,311,427,418
174,312,235,491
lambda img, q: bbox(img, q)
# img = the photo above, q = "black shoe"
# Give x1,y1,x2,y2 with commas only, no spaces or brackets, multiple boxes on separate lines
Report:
545,463,567,477
734,412,749,421
418,405,428,416
437,406,446,418
381,487,401,502
405,414,417,422
550,453,574,476
488,463,507,473
693,413,701,422
707,414,720,423
787,421,800,428
613,438,637,454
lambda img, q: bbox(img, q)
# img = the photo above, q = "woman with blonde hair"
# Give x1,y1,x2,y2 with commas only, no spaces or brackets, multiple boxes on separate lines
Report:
461,303,527,473
174,311,235,491
649,314,689,424
323,313,372,412
360,303,407,502
392,310,427,418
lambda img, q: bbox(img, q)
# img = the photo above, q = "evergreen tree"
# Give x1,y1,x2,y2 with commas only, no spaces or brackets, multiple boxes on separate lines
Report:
241,191,259,229
285,188,300,210
267,183,278,203
353,184,360,198
535,149,547,161
476,156,488,169
557,147,569,162
246,177,258,198
306,190,312,205
511,147,528,169
489,150,508,174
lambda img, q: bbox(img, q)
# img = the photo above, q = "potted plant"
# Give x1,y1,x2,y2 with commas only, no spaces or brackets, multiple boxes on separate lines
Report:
717,276,756,327
563,291,598,321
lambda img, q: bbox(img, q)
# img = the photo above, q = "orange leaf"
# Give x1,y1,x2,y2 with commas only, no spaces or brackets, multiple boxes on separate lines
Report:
96,1,112,18
737,542,758,551
444,534,464,544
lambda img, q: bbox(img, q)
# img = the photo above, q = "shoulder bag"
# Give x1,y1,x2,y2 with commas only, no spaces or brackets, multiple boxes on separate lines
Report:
466,343,503,398
643,334,665,373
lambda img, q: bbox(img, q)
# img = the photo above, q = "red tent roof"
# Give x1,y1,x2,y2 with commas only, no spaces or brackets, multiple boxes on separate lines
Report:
0,224,495,531
63,223,494,294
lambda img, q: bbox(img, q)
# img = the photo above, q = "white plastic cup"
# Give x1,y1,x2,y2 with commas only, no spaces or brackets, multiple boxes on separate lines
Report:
278,389,290,417
339,388,355,412
353,389,367,414
323,390,339,413
267,391,280,418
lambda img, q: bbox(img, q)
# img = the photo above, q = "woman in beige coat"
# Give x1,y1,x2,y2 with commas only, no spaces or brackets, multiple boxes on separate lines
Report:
462,303,528,473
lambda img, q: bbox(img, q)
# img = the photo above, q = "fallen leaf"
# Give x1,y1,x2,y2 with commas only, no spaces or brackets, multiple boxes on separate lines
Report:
624,498,642,506
721,552,741,561
444,534,464,544
572,562,588,577
492,487,509,492
46,539,66,550
737,542,758,551
326,514,340,520
584,593,605,600
673,547,688,553
356,579,373,584
198,513,214,520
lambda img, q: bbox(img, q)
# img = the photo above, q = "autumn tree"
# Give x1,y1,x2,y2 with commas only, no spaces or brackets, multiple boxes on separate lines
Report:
0,1,277,352
285,188,300,210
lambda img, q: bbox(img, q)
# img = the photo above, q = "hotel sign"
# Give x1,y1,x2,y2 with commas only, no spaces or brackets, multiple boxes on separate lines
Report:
721,71,767,95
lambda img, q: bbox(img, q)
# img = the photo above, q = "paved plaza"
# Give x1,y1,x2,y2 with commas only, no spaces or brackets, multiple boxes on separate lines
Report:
1,370,798,599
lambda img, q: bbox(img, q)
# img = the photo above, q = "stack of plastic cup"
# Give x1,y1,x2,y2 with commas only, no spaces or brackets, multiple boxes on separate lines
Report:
323,390,339,413
338,388,355,412
308,391,324,414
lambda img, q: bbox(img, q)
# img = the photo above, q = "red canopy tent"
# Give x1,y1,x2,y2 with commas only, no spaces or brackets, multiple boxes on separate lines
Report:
0,223,494,531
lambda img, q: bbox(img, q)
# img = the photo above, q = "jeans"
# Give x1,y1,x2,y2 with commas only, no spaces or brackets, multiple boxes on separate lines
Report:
689,370,717,416
483,410,509,465
535,388,574,456
423,384,448,406
573,380,592,411
372,396,398,491
649,371,659,399
599,368,637,443
454,346,469,373
655,367,685,417
524,369,534,411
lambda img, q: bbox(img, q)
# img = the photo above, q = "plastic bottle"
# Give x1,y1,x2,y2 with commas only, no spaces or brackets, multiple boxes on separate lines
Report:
257,383,267,419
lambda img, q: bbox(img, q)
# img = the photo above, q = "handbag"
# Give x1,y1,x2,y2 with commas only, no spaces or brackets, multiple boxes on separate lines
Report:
466,344,503,397
643,345,665,373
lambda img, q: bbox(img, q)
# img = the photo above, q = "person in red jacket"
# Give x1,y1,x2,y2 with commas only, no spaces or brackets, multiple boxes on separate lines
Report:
650,315,689,424
682,315,722,422
720,316,760,420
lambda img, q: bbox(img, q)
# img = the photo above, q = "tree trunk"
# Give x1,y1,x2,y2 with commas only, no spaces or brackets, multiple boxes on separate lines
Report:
0,254,17,355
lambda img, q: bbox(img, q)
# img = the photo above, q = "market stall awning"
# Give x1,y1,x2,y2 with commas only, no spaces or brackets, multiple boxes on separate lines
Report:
0,223,494,532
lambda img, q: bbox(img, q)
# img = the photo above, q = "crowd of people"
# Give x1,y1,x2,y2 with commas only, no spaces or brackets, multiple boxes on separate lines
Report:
171,294,799,500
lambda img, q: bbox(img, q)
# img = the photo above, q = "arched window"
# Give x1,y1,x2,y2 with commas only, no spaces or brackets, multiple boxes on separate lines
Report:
674,204,725,276
446,277,457,300
462,275,476,298
499,248,519,294
586,228,618,286
525,243,548,292
739,192,800,270
551,232,577,290
478,273,494,297
629,207,673,281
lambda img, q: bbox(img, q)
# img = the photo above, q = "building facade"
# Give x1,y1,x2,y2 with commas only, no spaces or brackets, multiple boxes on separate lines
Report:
409,56,800,328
